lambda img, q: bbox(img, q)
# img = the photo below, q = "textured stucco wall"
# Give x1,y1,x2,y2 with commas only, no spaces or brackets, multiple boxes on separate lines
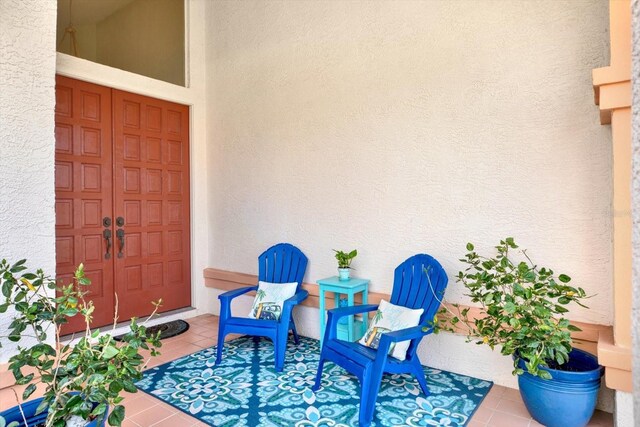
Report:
205,0,612,389
0,0,57,361
632,0,640,420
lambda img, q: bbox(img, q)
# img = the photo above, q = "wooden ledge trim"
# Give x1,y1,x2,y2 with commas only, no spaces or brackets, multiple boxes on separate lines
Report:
204,268,632,389
204,268,389,308
598,328,631,370
598,81,632,110
204,268,609,343
592,80,631,125
592,65,630,88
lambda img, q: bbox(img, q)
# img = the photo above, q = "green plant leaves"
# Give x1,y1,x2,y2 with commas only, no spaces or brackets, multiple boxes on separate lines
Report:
504,302,516,314
333,249,358,268
108,405,125,426
102,345,119,359
558,274,571,283
22,383,37,400
0,259,162,426
455,239,590,379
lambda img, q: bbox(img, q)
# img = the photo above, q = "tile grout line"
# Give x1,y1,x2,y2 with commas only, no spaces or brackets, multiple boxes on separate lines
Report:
149,411,181,427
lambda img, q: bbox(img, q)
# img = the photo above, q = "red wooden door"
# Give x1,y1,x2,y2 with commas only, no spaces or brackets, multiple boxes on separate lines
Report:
55,77,192,334
112,90,191,320
55,76,115,334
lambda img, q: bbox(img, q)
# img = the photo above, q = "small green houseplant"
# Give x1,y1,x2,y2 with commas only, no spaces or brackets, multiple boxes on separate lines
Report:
442,238,602,427
0,259,162,427
333,249,357,281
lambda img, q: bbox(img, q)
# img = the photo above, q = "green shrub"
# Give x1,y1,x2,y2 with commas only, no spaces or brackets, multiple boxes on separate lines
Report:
0,259,162,427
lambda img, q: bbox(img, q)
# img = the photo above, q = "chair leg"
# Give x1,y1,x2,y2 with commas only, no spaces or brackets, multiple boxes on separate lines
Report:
411,359,430,396
312,357,325,391
360,366,385,426
290,319,300,344
275,331,287,372
215,325,226,365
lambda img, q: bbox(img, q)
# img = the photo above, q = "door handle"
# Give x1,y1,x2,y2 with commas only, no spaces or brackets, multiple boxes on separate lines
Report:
116,228,125,258
103,229,112,259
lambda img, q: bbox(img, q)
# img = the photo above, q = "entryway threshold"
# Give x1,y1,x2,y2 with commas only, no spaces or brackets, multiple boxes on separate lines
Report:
61,306,198,345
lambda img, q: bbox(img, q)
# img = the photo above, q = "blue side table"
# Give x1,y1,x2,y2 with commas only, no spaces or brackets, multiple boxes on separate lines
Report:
317,276,369,347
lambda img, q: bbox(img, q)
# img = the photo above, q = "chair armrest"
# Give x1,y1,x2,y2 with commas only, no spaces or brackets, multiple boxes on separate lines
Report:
217,285,257,321
380,325,432,343
374,326,433,364
283,289,309,308
279,289,308,329
328,304,379,321
218,285,258,301
324,304,379,342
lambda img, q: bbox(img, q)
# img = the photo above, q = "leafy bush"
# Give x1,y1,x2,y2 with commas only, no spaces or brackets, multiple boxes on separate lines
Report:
0,259,161,427
443,238,589,378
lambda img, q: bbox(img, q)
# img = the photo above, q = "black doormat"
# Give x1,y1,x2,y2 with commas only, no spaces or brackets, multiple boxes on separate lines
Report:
113,319,189,342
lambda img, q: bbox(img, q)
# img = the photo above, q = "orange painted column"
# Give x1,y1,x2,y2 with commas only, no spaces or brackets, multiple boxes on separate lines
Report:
592,0,632,392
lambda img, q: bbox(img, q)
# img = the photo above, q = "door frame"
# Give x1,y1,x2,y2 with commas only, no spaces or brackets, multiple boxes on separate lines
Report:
56,41,210,318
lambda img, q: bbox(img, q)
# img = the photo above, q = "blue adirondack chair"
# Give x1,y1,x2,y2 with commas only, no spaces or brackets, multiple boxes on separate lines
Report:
313,254,448,427
216,243,309,371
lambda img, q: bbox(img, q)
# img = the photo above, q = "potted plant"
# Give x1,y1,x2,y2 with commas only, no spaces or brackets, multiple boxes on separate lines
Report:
442,238,603,427
0,259,162,427
333,249,357,281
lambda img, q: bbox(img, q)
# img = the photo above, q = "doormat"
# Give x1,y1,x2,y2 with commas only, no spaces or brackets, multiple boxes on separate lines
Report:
114,319,189,342
136,336,492,426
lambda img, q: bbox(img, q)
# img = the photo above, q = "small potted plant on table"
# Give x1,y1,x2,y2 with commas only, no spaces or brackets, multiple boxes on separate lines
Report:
333,249,357,281
443,238,603,427
0,259,162,427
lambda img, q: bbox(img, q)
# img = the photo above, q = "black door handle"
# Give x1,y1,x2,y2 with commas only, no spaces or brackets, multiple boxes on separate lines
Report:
103,229,112,259
116,228,125,258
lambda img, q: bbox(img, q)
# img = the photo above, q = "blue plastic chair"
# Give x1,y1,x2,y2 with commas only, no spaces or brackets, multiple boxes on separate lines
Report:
313,254,448,427
216,243,309,371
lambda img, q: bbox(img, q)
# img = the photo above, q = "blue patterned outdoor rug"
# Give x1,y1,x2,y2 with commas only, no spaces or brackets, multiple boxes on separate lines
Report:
136,336,492,426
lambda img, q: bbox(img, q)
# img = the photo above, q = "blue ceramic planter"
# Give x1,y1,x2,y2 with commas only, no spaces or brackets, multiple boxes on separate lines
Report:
0,395,107,427
517,348,604,427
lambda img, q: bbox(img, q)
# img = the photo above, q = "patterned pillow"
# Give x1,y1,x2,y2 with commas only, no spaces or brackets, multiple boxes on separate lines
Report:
358,299,424,361
248,281,298,321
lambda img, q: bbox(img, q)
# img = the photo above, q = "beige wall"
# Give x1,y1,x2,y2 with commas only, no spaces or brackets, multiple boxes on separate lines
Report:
206,0,612,323
97,0,185,86
204,0,613,393
0,0,57,361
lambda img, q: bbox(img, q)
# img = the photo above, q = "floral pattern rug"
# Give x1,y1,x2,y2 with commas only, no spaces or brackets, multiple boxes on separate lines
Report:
136,336,492,426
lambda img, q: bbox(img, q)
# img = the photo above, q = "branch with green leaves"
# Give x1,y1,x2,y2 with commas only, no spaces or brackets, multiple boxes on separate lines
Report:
0,259,162,427
429,238,589,378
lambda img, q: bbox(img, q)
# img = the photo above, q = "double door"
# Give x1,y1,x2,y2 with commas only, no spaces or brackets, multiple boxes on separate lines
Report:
55,76,191,334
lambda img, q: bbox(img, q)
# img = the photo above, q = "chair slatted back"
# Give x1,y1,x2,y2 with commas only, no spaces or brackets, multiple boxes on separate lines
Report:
390,254,448,325
258,243,308,290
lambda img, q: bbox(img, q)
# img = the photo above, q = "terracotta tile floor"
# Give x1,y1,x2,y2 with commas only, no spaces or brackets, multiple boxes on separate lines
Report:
2,314,613,426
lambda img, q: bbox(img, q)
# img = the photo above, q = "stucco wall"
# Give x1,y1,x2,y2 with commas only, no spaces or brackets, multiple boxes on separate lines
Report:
0,0,58,361
632,0,640,420
205,0,612,388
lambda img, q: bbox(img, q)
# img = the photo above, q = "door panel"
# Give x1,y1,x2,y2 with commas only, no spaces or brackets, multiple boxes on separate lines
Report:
55,76,115,334
112,90,191,319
